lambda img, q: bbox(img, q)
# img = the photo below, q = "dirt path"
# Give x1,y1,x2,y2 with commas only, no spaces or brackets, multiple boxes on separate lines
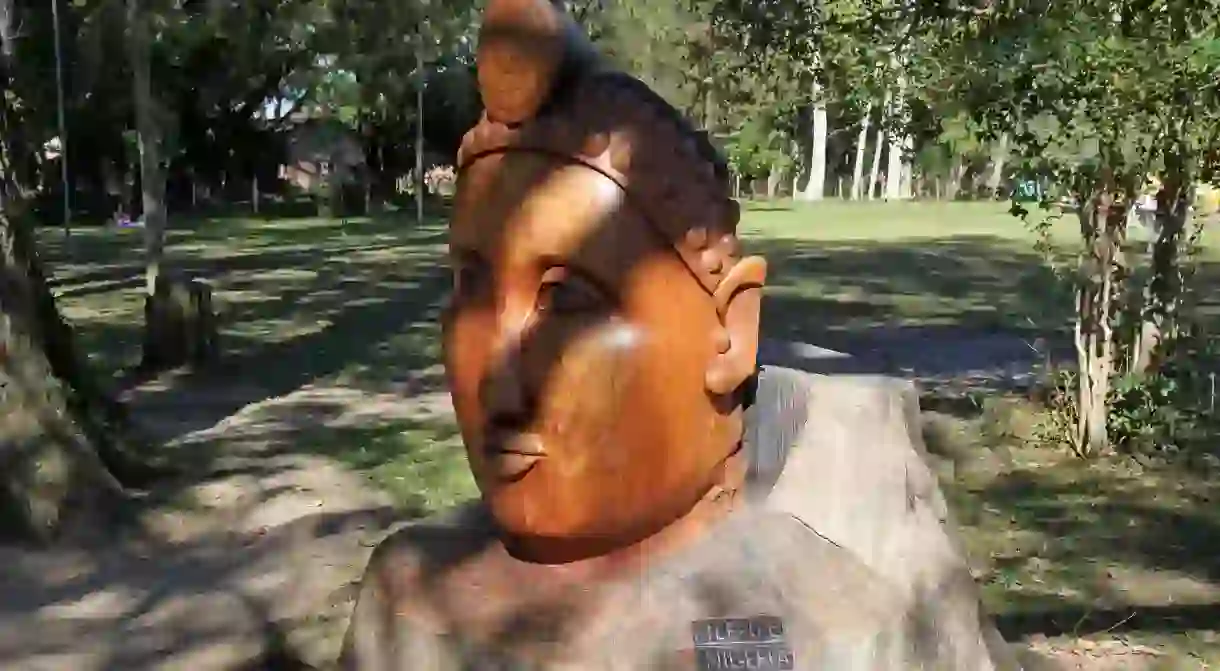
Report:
0,370,454,670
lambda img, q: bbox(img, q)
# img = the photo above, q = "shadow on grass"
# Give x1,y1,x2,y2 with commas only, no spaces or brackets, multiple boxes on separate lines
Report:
755,235,1070,340
278,416,474,515
919,389,1220,654
743,204,795,212
986,467,1220,581
0,505,400,669
125,263,452,434
932,410,1220,646
36,214,460,527
42,209,1220,656
107,231,1080,466
44,226,1092,509
752,235,1083,390
48,218,446,299
996,594,1220,641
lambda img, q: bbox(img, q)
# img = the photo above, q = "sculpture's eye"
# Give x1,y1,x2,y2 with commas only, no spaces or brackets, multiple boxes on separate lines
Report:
537,268,605,314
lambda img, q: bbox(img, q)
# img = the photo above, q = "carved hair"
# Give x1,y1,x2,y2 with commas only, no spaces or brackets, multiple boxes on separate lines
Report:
460,0,742,295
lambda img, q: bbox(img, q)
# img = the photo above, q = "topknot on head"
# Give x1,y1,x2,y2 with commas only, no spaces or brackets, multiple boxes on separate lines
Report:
465,0,741,294
477,0,596,125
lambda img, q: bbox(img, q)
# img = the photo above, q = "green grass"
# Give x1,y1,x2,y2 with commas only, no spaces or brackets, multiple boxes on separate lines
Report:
40,200,1220,665
926,400,1220,667
45,213,449,379
743,201,1076,343
740,199,1043,240
295,418,476,514
749,200,1220,343
43,212,467,517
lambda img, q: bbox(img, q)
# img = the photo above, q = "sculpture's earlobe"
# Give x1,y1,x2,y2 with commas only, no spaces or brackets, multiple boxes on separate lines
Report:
477,0,571,124
705,255,767,396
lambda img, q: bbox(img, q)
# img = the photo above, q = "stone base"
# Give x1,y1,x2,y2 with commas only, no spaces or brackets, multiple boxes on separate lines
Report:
754,366,1021,669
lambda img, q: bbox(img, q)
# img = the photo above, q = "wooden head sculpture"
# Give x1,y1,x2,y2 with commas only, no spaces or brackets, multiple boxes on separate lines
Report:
443,0,767,564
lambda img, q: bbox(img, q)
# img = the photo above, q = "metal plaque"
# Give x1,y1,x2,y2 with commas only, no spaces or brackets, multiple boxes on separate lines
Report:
691,616,794,670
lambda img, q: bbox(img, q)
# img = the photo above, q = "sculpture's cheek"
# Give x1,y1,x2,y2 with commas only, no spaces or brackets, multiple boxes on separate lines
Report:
539,320,644,459
442,305,497,453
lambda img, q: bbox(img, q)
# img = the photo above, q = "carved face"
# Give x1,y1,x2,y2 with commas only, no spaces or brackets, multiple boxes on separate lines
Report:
442,151,743,553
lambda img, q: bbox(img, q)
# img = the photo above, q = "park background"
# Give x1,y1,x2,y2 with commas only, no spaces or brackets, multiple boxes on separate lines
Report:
3,0,1220,668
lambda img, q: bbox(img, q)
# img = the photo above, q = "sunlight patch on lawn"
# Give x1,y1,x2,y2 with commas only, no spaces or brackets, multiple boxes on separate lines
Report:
299,419,475,514
225,317,332,344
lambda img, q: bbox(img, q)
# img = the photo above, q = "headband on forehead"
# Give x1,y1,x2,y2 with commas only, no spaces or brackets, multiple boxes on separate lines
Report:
461,0,743,295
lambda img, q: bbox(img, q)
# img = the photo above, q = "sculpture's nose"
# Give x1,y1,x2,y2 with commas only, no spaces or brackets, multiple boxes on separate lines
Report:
480,312,533,425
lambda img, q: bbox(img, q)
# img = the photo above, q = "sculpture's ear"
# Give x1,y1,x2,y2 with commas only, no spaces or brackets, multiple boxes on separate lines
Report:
705,255,767,397
477,0,597,125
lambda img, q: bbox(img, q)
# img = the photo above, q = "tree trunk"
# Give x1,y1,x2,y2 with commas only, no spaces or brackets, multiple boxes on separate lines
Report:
128,0,168,296
1072,194,1125,456
415,25,425,225
790,140,802,196
0,35,123,535
946,155,964,200
141,275,219,371
866,92,890,203
189,168,198,210
1133,177,1190,374
1074,277,1110,457
51,0,71,241
131,0,204,375
900,159,914,199
796,77,828,202
1,2,22,212
854,104,873,200
885,71,910,201
987,133,1009,199
766,162,783,199
884,123,904,200
0,206,130,542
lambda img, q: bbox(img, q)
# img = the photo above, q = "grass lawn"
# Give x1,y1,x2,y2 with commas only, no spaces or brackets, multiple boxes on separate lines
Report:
39,200,1220,666
745,201,1073,342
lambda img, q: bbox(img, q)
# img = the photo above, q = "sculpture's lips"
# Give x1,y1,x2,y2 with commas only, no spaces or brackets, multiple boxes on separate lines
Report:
484,431,546,480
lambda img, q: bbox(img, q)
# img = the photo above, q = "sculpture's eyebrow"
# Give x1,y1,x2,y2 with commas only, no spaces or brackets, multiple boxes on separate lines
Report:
532,241,632,292
534,253,617,295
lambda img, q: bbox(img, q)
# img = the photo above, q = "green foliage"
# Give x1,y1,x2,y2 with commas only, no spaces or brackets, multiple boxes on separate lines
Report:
1117,318,1206,461
2,0,485,219
919,0,1220,457
932,1,1220,200
723,117,792,178
1044,326,1220,459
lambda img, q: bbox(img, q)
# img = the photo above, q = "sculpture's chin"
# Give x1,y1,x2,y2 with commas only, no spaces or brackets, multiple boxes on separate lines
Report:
486,488,696,566
484,487,569,538
495,527,626,564
484,488,614,558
